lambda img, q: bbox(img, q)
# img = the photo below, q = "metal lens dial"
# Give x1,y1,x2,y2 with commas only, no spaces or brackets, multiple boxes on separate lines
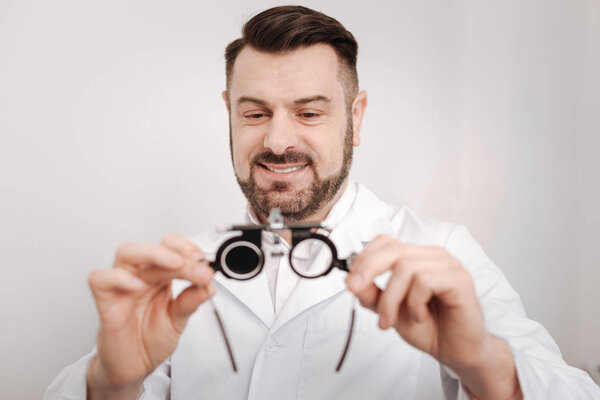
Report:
290,237,333,278
221,240,263,280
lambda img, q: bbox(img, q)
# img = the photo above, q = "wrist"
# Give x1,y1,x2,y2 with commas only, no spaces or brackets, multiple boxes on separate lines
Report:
448,335,522,400
86,355,143,400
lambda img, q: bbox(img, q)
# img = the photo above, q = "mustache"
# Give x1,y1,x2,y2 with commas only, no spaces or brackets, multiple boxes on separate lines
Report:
252,151,313,166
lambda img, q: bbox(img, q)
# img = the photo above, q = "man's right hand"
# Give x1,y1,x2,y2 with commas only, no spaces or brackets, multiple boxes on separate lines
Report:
86,234,215,400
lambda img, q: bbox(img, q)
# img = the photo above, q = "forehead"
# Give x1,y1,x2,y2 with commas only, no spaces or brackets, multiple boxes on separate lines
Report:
229,44,345,105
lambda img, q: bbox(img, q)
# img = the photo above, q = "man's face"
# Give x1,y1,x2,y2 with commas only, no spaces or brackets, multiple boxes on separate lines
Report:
226,44,361,222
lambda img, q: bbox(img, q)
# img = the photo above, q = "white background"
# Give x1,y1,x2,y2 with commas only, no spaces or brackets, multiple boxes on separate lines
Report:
1,0,599,398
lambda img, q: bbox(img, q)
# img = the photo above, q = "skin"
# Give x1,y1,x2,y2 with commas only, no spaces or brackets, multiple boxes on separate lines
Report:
86,44,521,400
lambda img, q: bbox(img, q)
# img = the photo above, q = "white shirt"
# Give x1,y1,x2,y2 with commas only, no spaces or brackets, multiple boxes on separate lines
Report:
44,182,600,399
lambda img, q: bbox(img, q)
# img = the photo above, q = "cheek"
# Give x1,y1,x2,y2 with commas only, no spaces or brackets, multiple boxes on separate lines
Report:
231,129,260,178
309,135,345,174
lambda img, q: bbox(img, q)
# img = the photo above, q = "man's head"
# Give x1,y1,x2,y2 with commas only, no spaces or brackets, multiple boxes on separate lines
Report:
225,6,359,108
223,6,368,223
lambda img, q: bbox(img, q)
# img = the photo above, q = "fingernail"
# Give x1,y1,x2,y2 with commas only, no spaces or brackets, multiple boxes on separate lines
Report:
379,316,388,329
348,274,364,291
192,251,204,261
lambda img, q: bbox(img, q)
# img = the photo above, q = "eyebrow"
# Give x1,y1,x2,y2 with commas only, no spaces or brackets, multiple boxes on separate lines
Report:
236,96,268,107
235,94,332,108
293,95,331,105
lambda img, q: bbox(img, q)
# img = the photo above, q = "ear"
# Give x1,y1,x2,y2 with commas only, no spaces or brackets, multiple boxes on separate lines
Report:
350,90,368,146
222,90,230,112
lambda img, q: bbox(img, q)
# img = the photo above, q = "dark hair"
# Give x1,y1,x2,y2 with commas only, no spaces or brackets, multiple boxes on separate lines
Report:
225,6,359,103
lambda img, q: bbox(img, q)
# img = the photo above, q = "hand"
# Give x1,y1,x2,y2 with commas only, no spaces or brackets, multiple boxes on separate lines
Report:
345,235,521,400
86,234,215,399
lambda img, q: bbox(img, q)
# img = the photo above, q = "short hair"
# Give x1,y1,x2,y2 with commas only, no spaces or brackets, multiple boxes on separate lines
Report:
225,5,359,104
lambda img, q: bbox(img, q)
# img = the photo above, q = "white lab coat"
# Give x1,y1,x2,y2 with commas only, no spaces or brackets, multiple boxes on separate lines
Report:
45,182,600,399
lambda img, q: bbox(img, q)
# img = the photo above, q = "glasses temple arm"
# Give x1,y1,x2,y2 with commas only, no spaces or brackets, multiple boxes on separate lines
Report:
209,297,238,373
335,297,357,372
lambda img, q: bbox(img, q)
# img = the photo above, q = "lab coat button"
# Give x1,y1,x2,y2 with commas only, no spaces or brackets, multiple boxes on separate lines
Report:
266,341,280,351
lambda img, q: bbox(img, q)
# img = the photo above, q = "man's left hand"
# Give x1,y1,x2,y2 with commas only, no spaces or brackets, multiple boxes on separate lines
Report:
345,234,521,400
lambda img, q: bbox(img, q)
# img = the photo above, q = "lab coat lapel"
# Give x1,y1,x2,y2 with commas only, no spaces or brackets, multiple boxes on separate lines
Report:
214,269,275,328
270,183,396,332
270,220,363,333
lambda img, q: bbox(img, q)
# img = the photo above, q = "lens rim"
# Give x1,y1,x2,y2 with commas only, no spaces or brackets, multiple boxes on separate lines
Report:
289,233,337,279
219,239,264,280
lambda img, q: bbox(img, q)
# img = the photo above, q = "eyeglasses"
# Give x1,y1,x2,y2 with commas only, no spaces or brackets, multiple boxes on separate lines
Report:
205,208,356,373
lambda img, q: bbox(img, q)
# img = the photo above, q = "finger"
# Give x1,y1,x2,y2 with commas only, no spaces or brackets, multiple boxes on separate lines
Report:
376,261,414,329
115,242,184,270
376,258,449,328
353,282,382,313
347,239,445,292
134,259,214,287
170,283,216,333
359,235,446,262
88,268,147,293
405,272,435,323
161,233,205,260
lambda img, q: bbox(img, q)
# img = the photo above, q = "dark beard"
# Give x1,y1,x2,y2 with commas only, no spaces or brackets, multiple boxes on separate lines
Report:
233,122,354,223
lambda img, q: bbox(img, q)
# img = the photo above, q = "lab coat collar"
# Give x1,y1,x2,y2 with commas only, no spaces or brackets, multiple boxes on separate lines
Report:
271,182,394,332
213,268,276,328
213,182,394,331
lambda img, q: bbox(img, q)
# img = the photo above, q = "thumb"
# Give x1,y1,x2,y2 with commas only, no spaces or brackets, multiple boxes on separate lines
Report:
170,283,216,333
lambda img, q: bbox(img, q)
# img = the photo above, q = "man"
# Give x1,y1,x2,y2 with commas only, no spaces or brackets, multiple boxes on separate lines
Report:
45,6,600,400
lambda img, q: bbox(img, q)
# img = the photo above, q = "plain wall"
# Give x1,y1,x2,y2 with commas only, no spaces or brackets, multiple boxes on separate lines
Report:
1,1,598,398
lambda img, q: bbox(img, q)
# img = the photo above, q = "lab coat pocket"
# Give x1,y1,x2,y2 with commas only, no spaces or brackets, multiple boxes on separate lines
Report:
298,295,421,400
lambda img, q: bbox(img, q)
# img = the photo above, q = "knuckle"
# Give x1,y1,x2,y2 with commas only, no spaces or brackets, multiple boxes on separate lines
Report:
458,268,473,285
181,241,200,256
409,279,428,299
357,296,371,309
413,272,428,288
451,256,463,270
392,241,404,252
161,232,185,246
87,269,103,288
392,258,406,273
161,233,179,244
115,242,132,259
149,244,165,259
379,234,394,243
432,245,448,255
115,243,129,259
87,271,98,287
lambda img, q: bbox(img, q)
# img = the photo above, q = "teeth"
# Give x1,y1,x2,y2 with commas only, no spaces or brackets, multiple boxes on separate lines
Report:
265,165,304,173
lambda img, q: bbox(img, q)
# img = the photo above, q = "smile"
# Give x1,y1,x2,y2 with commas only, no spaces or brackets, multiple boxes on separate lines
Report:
261,164,307,174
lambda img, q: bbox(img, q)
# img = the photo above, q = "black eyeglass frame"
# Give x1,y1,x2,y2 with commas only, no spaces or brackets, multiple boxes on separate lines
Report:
209,223,350,280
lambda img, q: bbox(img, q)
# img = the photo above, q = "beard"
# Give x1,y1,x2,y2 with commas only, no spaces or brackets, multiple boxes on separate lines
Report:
232,121,354,223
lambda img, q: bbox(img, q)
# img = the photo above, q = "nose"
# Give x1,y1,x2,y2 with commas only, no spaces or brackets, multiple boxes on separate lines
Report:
263,112,299,155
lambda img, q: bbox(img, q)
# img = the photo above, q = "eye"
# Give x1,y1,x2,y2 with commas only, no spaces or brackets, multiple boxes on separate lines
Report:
246,113,265,119
297,110,322,120
243,112,270,121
